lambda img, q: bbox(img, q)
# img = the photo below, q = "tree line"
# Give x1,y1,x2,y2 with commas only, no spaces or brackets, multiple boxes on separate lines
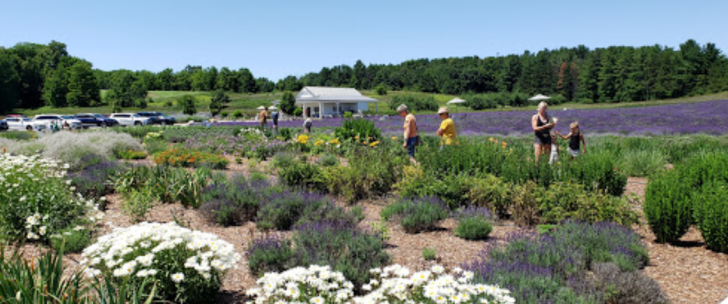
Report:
298,39,728,103
1,39,727,113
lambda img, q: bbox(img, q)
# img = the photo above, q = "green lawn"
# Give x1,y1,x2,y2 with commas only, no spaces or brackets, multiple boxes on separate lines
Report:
6,90,728,117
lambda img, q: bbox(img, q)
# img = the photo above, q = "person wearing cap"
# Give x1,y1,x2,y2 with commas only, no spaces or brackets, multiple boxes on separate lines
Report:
397,104,419,160
436,107,457,147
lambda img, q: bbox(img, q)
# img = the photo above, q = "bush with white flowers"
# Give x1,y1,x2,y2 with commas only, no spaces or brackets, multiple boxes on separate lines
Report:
245,264,515,304
0,154,96,242
246,265,355,304
82,222,241,304
355,264,515,304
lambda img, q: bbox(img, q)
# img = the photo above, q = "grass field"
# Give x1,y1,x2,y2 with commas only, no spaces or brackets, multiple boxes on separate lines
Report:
7,89,728,117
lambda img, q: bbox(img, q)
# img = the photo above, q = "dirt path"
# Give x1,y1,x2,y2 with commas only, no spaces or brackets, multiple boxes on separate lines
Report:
625,177,728,304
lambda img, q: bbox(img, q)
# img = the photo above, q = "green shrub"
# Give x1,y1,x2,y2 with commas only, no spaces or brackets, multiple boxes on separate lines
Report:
343,111,353,119
113,165,213,208
50,228,92,253
246,235,295,276
617,149,668,177
292,222,391,290
692,181,728,253
257,191,359,231
422,247,437,260
118,150,147,160
321,147,404,203
178,95,197,115
334,118,381,142
143,138,168,155
375,84,387,95
644,170,693,243
511,181,539,227
388,94,437,112
277,160,323,190
198,178,270,226
0,154,90,242
538,181,638,226
231,110,243,119
454,207,494,241
381,197,449,233
0,130,35,140
465,174,512,219
122,186,157,223
318,153,339,167
153,148,229,170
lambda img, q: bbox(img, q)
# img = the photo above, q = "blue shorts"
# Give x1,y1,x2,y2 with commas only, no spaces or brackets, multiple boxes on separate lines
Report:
406,137,418,157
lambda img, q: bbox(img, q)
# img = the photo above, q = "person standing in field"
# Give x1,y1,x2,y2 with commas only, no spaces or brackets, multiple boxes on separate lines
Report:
558,121,586,160
397,104,419,161
549,131,559,164
532,101,555,163
303,117,313,133
259,107,269,129
270,108,280,131
436,107,457,149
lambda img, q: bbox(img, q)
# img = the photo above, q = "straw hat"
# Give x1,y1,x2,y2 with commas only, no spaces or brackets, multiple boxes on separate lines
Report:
437,107,450,115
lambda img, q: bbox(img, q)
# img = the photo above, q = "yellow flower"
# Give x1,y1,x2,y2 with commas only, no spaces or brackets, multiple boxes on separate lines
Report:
297,134,309,144
369,141,380,147
391,136,397,141
330,138,340,145
489,137,494,142
355,135,360,139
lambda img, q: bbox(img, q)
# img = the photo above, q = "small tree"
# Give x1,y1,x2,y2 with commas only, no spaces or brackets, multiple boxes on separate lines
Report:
110,100,122,113
232,110,243,120
178,95,197,115
375,84,387,95
281,91,296,115
209,90,229,117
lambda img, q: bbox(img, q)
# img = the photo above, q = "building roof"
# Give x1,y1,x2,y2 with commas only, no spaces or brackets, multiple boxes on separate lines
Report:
296,86,378,103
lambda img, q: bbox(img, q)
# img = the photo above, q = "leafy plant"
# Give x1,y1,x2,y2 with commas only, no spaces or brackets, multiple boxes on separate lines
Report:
381,196,449,233
50,228,92,253
122,187,157,223
118,150,147,160
454,206,493,240
334,118,381,142
644,170,693,243
153,148,229,170
245,234,294,276
421,247,437,261
692,181,728,253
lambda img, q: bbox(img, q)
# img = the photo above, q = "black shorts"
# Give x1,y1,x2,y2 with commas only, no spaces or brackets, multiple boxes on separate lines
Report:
534,133,551,145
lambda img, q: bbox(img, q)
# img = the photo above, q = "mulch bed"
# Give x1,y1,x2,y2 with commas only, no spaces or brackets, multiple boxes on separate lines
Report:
4,170,727,303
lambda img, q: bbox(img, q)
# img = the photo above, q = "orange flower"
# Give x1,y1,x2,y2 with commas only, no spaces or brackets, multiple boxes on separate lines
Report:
489,137,494,142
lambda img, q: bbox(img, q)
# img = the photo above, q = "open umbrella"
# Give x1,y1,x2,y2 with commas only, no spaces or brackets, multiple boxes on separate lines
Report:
447,97,466,105
256,106,266,110
269,106,278,111
528,94,551,102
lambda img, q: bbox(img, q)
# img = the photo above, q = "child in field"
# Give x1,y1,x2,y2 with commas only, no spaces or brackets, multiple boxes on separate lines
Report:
548,131,559,164
558,122,586,160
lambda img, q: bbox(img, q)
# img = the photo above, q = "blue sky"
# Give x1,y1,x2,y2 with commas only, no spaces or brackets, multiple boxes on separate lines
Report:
2,0,726,81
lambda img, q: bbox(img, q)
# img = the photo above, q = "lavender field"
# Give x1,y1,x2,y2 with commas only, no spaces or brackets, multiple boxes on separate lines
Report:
218,100,728,136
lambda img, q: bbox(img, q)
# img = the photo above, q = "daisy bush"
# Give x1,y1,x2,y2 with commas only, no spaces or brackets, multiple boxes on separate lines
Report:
0,153,97,242
82,222,241,304
355,264,515,304
245,264,515,304
246,265,355,304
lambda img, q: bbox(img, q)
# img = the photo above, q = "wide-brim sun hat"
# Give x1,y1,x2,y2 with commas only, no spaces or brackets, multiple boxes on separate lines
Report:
437,107,450,114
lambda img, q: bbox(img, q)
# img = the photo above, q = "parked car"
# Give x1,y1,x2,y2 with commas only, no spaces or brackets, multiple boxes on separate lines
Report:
110,113,151,126
136,112,176,125
0,119,8,131
74,113,119,127
34,114,83,130
5,116,47,131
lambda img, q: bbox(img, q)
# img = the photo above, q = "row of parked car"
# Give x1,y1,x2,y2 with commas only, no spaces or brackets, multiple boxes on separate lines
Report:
0,112,176,131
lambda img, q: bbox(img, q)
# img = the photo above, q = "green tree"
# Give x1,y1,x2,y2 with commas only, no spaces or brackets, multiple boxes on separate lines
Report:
238,68,256,93
375,83,387,95
280,91,296,115
107,70,146,107
43,63,69,107
66,61,101,107
0,48,20,113
178,95,197,115
209,90,229,117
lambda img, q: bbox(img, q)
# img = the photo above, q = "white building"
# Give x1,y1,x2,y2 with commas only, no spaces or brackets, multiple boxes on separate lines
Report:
296,86,378,118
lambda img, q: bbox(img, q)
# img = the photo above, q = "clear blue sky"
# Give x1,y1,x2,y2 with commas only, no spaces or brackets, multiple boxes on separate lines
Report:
2,0,726,81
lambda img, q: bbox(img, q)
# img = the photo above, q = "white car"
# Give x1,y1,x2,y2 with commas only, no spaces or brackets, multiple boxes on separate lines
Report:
5,116,47,131
110,113,151,126
34,114,83,130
